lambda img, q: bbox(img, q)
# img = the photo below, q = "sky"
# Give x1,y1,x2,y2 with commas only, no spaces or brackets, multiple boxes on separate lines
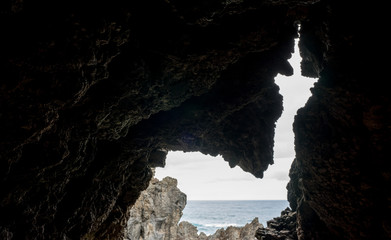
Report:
155,40,317,200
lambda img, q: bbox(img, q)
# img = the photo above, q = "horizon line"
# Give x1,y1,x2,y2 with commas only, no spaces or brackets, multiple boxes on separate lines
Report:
187,199,288,201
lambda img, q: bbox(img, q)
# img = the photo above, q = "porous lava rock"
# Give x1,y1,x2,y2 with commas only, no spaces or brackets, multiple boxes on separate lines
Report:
287,1,391,240
0,0,298,239
255,208,297,240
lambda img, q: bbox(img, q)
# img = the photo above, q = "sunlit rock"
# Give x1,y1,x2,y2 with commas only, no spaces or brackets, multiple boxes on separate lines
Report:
125,177,263,240
124,177,186,240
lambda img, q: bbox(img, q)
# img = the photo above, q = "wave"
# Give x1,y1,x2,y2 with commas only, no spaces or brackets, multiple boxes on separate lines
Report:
182,200,290,235
203,223,240,228
193,222,242,235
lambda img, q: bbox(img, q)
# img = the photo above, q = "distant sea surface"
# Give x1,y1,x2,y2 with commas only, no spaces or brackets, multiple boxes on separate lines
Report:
180,200,289,235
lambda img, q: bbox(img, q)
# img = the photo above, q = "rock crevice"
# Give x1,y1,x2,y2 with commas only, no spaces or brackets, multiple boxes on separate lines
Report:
287,1,391,239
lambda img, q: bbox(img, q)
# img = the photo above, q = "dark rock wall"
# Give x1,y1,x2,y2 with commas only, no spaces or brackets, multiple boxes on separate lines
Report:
288,1,391,239
1,1,299,239
255,208,297,240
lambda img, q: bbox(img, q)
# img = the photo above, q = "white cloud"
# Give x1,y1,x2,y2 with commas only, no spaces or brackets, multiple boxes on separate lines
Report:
155,152,294,200
270,171,290,181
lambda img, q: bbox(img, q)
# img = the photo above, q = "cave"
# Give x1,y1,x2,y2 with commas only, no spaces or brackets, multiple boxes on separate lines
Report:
0,0,390,239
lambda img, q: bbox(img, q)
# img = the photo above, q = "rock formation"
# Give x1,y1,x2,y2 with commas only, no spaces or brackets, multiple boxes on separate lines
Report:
207,218,263,240
176,221,208,240
125,176,263,240
124,177,186,240
286,1,391,239
176,218,263,240
1,1,293,238
1,0,390,239
255,208,297,240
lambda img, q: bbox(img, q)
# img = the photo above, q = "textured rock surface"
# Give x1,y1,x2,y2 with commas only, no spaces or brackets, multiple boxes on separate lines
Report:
177,218,263,240
173,218,263,240
287,1,391,240
1,1,298,239
125,176,263,240
176,218,263,240
1,0,390,239
176,221,208,240
207,218,263,240
124,177,186,240
255,208,297,240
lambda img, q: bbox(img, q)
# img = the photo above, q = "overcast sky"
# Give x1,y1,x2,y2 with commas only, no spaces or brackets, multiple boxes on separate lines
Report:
155,40,317,200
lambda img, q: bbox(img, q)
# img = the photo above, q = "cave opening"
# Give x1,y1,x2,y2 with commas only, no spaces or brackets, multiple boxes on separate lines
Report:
142,38,318,236
3,1,388,238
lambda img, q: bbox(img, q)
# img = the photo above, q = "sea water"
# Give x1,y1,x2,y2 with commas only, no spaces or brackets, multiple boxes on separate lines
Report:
180,200,289,235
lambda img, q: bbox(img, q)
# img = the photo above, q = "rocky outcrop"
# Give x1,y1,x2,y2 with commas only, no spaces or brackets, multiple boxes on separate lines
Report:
176,221,209,240
125,177,263,240
255,208,297,240
124,177,186,240
177,218,263,240
207,218,263,240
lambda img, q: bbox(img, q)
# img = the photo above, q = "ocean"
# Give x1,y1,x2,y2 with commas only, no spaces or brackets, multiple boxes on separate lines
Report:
180,200,289,235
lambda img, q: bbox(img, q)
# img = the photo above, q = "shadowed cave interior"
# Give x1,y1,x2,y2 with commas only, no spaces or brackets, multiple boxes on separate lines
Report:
1,1,390,239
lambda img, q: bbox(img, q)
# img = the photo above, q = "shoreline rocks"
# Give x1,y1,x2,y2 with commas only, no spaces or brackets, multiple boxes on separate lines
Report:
255,208,297,240
124,177,187,240
176,218,264,240
125,177,296,240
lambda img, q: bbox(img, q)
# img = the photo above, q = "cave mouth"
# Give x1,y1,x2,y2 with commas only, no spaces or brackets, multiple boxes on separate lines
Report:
154,38,317,201
151,38,318,235
154,150,290,235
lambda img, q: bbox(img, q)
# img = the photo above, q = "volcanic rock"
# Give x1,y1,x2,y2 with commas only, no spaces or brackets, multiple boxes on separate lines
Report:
125,176,263,240
176,219,264,240
255,208,297,240
207,218,263,240
1,1,295,238
286,1,391,239
1,0,390,239
124,177,186,240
